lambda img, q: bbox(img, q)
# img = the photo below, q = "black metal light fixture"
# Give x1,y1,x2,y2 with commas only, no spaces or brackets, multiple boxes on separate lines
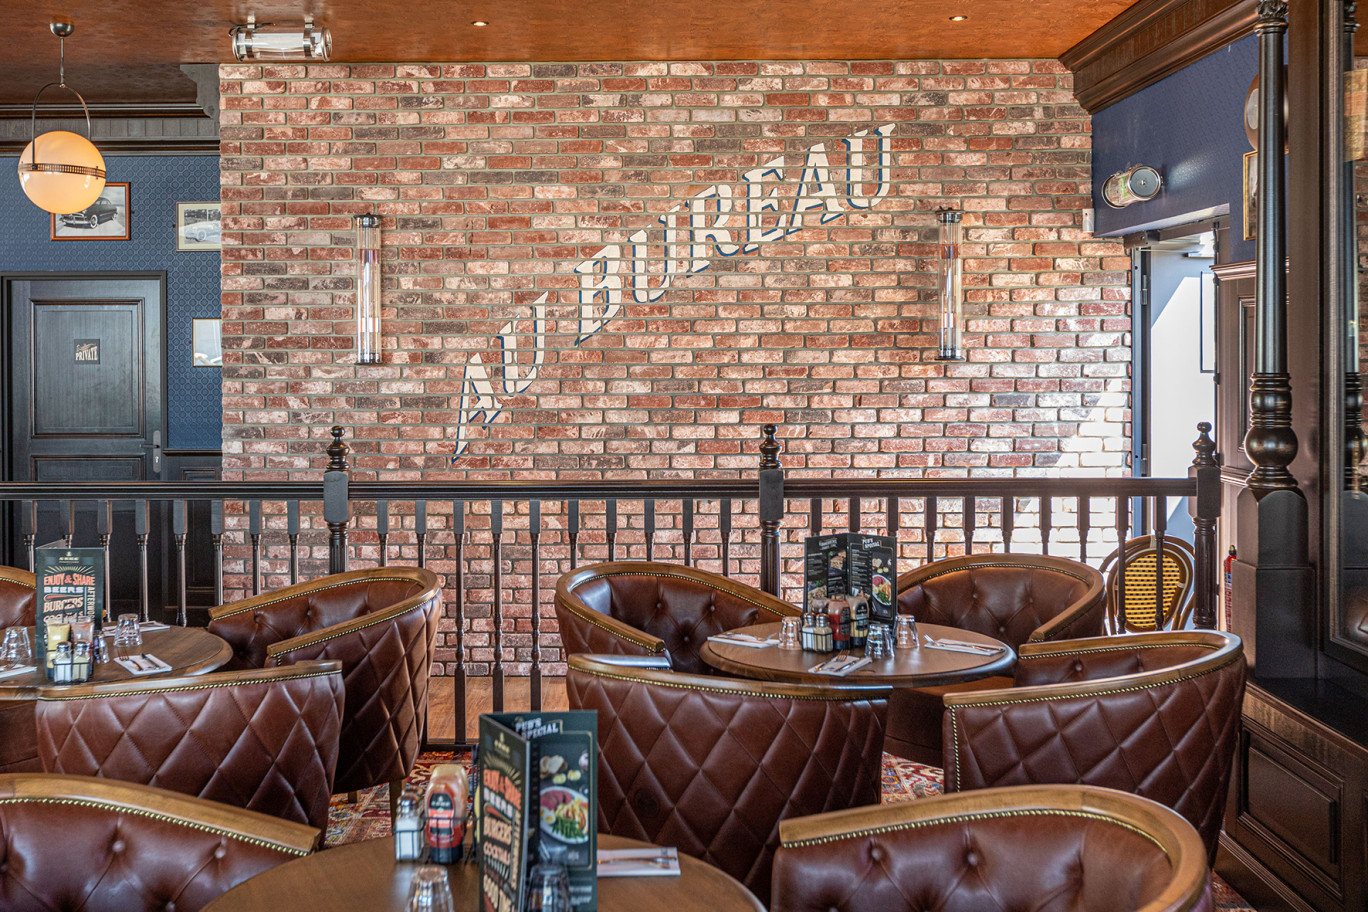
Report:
16,23,107,215
935,207,965,361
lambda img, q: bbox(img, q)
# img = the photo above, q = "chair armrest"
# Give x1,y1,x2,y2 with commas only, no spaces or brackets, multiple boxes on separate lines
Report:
555,591,670,655
265,598,431,661
575,653,674,670
1027,584,1106,643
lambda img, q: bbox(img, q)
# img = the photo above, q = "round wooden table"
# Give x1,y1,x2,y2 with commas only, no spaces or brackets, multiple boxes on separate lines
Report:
699,621,1015,686
0,625,232,698
202,835,765,912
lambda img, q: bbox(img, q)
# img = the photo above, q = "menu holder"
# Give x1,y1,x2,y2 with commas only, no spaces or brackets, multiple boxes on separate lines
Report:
34,545,106,681
477,710,598,912
804,533,898,624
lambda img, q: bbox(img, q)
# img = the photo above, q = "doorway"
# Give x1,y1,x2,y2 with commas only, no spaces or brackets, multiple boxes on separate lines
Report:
2,273,167,614
1132,231,1218,541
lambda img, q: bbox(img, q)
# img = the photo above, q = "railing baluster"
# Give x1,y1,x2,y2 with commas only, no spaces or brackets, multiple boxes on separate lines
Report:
1114,497,1129,619
1079,496,1091,564
926,496,938,564
452,500,466,743
97,500,112,622
847,497,860,533
606,498,617,562
1041,496,1053,555
23,502,37,571
211,500,224,607
135,501,149,623
491,498,504,713
415,500,428,568
376,499,389,568
720,497,733,576
644,499,655,562
286,500,300,585
249,500,262,596
809,498,821,536
964,497,977,555
58,500,69,547
65,500,74,546
1154,506,1168,629
682,498,694,567
173,500,188,626
1001,496,1013,553
530,499,542,712
568,500,580,569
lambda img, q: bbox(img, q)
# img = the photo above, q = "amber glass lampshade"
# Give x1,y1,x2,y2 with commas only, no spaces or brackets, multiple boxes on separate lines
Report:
18,130,106,214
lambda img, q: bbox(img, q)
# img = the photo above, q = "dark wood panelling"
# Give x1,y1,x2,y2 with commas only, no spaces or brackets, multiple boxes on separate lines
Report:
1245,740,1342,879
1061,0,1256,113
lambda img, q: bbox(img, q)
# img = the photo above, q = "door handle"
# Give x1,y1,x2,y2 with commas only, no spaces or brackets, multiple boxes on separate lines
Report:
143,430,163,474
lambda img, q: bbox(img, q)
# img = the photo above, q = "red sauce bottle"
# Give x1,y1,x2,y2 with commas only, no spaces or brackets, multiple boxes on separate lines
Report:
426,763,468,864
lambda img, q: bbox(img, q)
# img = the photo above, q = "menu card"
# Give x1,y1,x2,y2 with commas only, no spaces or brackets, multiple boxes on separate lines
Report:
477,711,598,912
33,545,105,680
804,533,897,624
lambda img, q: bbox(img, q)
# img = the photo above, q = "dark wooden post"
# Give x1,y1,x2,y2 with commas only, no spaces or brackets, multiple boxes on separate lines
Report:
758,424,783,596
1189,422,1221,629
325,426,350,575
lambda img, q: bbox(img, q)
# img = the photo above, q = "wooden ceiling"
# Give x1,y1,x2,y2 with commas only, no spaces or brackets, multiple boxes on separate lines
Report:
0,0,1145,107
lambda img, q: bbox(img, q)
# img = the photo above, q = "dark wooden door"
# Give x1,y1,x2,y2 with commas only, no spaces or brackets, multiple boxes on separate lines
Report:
4,275,167,614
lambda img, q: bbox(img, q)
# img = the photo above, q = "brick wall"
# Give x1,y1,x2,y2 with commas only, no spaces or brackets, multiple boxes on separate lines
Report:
217,58,1130,673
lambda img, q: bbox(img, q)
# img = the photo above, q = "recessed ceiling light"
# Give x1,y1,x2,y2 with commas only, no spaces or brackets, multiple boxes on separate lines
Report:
471,20,488,27
949,14,968,21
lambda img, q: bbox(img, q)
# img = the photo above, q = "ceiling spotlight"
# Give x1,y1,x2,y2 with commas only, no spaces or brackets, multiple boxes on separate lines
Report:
231,15,332,61
17,22,107,215
471,20,489,27
949,15,968,21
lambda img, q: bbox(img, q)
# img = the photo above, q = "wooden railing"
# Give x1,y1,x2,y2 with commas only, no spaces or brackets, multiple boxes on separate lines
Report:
0,422,1221,746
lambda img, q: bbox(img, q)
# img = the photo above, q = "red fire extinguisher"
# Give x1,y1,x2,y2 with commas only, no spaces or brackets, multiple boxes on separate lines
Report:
1223,546,1237,632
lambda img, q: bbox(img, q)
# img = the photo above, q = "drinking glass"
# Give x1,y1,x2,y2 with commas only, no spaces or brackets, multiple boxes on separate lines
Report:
405,865,455,912
894,615,920,650
113,613,143,658
778,616,801,650
3,627,34,666
864,623,892,659
526,861,573,912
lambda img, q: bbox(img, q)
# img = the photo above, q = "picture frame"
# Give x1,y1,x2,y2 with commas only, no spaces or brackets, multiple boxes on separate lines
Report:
176,201,222,251
1242,151,1258,241
192,318,222,368
50,182,130,241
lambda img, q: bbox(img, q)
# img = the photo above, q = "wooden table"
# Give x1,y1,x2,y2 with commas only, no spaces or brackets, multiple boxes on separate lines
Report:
699,621,1014,687
0,625,232,698
202,835,765,912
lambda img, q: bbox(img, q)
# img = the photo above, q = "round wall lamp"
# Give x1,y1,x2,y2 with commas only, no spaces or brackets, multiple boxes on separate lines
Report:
1102,164,1162,209
16,23,106,215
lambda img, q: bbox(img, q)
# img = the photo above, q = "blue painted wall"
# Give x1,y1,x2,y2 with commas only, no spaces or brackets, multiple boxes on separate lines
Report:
0,155,222,450
1092,34,1258,263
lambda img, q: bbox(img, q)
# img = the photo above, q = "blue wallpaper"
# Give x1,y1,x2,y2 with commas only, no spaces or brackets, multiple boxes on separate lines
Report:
0,155,222,450
1092,34,1259,263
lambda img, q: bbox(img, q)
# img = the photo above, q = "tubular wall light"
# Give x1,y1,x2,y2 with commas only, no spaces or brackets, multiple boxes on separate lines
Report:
935,207,965,362
231,15,332,61
355,214,382,365
1102,164,1162,208
17,23,106,215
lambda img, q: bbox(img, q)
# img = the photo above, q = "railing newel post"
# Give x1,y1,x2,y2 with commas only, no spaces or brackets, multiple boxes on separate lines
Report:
1190,421,1221,629
324,425,350,576
758,424,784,596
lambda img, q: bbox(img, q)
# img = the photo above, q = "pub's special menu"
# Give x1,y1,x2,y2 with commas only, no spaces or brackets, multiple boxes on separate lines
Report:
803,533,897,624
33,545,105,678
477,711,598,912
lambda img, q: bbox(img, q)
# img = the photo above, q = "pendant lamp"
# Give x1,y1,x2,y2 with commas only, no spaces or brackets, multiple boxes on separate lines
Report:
17,23,106,215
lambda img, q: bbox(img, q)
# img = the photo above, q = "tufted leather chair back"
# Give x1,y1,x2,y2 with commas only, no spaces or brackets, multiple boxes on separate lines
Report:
771,784,1214,912
568,654,888,906
34,661,344,829
0,565,35,628
896,554,1106,649
0,772,318,912
556,562,800,675
943,631,1246,863
208,568,442,796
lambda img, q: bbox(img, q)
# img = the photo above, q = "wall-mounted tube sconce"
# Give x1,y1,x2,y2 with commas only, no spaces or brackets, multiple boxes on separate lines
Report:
231,15,332,61
355,214,382,365
936,207,965,362
1102,164,1162,208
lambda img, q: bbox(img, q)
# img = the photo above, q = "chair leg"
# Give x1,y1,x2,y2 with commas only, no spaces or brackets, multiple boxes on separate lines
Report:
389,778,404,824
347,791,359,804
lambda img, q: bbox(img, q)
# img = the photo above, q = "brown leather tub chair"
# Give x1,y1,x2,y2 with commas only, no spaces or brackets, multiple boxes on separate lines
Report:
34,660,344,829
0,566,38,775
208,567,442,802
770,784,1214,912
556,561,800,675
942,630,1246,863
0,772,319,912
889,553,1106,764
567,653,889,907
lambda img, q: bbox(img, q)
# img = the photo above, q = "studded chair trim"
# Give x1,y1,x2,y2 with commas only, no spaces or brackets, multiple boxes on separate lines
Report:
0,565,35,629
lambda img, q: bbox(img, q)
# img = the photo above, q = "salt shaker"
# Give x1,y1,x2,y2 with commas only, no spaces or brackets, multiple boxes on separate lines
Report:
395,786,425,861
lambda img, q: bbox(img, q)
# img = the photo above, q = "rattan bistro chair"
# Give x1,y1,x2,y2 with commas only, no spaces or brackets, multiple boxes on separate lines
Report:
1101,534,1197,632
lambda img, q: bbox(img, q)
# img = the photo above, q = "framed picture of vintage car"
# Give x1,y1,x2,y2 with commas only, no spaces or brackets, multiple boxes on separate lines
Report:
50,182,130,241
176,201,221,251
1242,151,1258,241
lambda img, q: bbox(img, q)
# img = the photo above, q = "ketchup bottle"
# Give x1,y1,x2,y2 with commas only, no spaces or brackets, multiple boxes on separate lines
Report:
426,763,468,864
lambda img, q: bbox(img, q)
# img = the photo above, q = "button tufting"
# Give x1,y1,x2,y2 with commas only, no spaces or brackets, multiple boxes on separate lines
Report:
214,845,228,859
111,839,126,854
869,845,884,862
166,903,175,912
1073,660,1084,674
998,626,1006,634
965,849,980,866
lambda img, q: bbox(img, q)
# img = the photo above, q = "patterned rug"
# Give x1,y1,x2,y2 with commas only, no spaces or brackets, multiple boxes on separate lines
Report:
331,751,1256,910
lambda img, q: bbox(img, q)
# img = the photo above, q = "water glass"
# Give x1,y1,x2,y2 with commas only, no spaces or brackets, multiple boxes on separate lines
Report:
113,614,142,658
778,616,801,650
894,615,920,650
864,622,892,659
3,627,34,666
405,866,455,912
526,861,573,912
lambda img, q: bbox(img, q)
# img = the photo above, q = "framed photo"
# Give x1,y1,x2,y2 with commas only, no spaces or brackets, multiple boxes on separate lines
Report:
1242,151,1258,241
50,182,130,241
192,318,222,368
176,201,222,251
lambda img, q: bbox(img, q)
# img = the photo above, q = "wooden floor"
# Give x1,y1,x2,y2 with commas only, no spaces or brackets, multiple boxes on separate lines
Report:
427,675,568,742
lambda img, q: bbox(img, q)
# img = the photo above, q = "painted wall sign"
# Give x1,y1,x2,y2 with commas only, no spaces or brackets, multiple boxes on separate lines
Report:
74,339,100,364
448,124,895,461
